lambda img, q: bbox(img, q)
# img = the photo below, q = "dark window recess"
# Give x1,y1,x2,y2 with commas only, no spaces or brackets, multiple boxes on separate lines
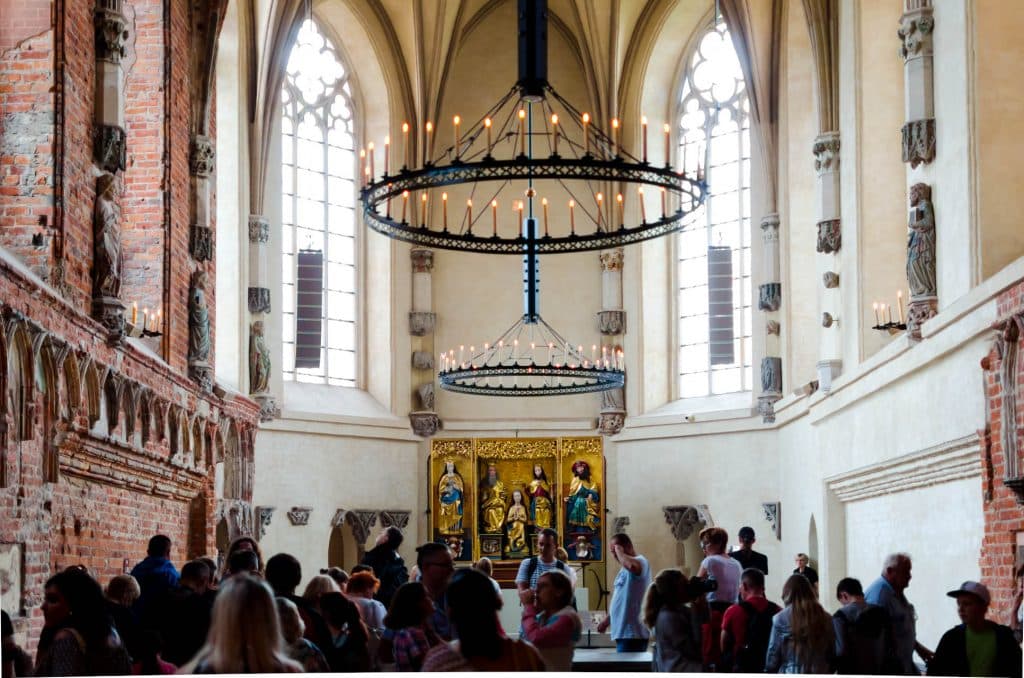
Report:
707,245,735,366
295,249,324,369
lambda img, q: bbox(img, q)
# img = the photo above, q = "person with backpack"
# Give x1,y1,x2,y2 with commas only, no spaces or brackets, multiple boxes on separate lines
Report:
361,526,409,609
643,569,703,672
833,577,898,674
515,527,577,593
720,567,781,673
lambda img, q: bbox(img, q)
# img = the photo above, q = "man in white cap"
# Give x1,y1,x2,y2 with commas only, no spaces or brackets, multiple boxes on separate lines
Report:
929,581,1021,678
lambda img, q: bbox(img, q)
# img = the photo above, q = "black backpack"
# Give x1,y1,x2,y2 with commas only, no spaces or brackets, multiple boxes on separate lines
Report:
525,557,577,609
733,600,780,673
836,604,893,674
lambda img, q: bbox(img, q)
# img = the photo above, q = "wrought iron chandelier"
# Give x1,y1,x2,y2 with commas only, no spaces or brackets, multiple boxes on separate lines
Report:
359,0,708,396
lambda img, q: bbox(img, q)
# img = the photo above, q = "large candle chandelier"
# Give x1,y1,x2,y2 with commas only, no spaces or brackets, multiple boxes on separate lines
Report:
360,0,708,396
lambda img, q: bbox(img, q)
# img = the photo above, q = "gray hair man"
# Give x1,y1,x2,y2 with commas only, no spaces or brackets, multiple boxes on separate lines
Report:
863,553,933,674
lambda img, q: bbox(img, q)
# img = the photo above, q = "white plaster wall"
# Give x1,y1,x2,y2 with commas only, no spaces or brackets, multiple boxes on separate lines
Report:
844,478,982,650
253,425,423,590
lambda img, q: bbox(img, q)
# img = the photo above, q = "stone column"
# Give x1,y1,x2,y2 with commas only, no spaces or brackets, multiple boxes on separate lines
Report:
597,248,625,435
91,0,130,340
814,133,842,392
247,215,278,421
409,249,440,437
758,215,782,422
899,1,935,169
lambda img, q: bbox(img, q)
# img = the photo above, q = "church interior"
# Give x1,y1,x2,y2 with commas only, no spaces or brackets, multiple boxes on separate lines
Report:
1,0,1023,661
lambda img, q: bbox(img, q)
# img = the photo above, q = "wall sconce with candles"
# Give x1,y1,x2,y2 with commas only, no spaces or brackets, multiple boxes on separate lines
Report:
127,302,163,338
871,291,907,334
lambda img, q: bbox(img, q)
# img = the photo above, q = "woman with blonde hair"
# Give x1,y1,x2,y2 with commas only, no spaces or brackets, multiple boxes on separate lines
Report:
180,574,301,673
301,574,340,616
275,597,329,672
765,574,835,673
642,569,702,672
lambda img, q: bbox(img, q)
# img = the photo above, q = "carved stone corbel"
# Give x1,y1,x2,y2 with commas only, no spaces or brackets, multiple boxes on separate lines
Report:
287,507,313,526
190,224,213,262
612,516,630,535
758,283,782,312
350,509,379,546
380,510,411,531
412,351,434,370
248,215,270,243
902,119,935,168
190,135,215,178
248,287,271,314
255,506,275,540
93,125,127,173
762,502,781,539
409,411,442,438
662,504,712,542
597,310,626,335
409,312,436,336
823,272,839,289
816,220,841,254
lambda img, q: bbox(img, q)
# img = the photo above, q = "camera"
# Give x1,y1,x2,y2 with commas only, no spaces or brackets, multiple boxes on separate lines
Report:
687,576,718,596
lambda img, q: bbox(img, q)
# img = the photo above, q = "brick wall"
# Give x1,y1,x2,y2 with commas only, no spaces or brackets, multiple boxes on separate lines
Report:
0,0,247,651
979,278,1024,624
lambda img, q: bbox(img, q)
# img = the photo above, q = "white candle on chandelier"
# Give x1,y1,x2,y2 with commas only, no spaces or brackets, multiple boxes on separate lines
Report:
663,123,671,166
513,339,519,362
453,115,461,156
897,290,904,324
872,302,880,326
591,344,597,363
367,142,375,181
596,193,604,229
568,199,576,233
142,308,149,332
401,190,409,223
616,193,624,227
383,135,390,176
466,199,473,228
401,123,410,166
517,200,524,225
491,199,498,236
541,197,549,236
131,301,138,325
611,117,620,156
421,192,428,227
424,121,433,164
364,165,371,189
442,192,449,230
641,115,649,163
551,114,559,155
459,345,464,367
617,348,624,370
638,187,647,223
660,187,667,219
582,113,591,155
484,117,493,155
518,109,527,155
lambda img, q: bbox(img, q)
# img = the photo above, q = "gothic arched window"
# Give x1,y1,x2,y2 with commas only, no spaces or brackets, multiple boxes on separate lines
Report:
675,20,752,398
281,19,358,387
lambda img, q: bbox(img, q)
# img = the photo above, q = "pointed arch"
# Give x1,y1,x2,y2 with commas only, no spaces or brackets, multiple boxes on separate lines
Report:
191,418,204,467
62,351,81,422
103,372,121,437
168,405,181,459
38,340,60,482
7,323,34,441
82,360,102,430
0,321,7,477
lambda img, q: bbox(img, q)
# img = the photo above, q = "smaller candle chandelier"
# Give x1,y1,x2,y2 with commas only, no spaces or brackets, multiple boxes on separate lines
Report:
871,292,907,335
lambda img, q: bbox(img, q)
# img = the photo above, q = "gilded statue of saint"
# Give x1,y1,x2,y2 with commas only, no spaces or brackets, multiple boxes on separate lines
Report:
526,464,553,528
907,182,936,298
437,459,465,535
564,459,600,532
505,490,528,555
479,463,507,533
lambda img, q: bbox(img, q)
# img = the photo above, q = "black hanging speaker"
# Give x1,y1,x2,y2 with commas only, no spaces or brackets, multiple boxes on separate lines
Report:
295,249,324,369
707,245,734,366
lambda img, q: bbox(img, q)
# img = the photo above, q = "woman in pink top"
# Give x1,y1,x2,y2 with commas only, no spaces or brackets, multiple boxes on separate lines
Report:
520,569,582,671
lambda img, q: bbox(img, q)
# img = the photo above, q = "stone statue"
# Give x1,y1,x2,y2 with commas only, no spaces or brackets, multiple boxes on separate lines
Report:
437,459,465,535
249,321,271,394
189,270,211,363
907,183,936,298
526,464,553,528
93,172,122,298
505,489,528,555
564,459,600,532
479,463,507,533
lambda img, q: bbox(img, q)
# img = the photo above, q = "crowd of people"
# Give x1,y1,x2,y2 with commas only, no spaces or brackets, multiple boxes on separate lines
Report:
2,525,1021,676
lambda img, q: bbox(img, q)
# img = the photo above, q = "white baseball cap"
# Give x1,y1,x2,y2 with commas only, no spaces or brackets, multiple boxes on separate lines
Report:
946,581,991,606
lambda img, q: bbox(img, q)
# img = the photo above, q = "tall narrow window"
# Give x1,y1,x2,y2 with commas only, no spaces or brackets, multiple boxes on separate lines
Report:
281,19,357,386
676,20,752,398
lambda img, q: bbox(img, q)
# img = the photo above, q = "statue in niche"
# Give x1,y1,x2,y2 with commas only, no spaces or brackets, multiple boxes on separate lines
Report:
93,172,122,298
564,460,600,532
505,489,528,556
526,464,553,528
437,459,465,535
249,321,271,394
479,463,507,533
189,270,211,363
907,182,936,298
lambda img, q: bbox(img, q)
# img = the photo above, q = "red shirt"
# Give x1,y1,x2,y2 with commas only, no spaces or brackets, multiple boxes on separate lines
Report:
721,595,775,651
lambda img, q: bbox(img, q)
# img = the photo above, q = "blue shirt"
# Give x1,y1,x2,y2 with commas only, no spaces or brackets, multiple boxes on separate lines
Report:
864,576,917,674
610,555,651,640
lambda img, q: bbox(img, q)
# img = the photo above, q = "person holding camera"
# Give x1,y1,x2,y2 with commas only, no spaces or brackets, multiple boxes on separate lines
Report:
596,533,651,652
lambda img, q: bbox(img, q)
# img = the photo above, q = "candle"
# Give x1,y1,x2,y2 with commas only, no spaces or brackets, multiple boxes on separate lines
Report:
131,301,138,325
663,123,671,166
453,115,461,157
660,187,667,218
641,115,648,163
569,199,575,233
611,117,619,157
383,135,390,176
582,113,591,155
518,109,526,155
363,165,371,188
873,302,880,326
638,187,647,223
517,200,524,225
484,117,493,155
142,308,149,332
402,122,410,167
596,192,604,229
421,192,428,228
897,290,904,323
367,141,375,181
442,192,448,230
886,303,893,324
155,308,161,328
424,121,433,164
551,114,559,155
591,344,597,363
491,199,498,236
541,197,549,236
466,199,473,229
616,193,624,227
401,190,409,222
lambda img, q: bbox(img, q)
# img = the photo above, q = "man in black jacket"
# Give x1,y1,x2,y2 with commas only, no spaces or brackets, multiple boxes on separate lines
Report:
360,527,409,608
929,581,1021,678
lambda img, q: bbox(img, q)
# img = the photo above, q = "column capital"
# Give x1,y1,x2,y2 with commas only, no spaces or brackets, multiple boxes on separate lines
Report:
813,132,841,176
248,215,270,243
190,135,215,178
411,249,434,273
898,3,934,62
599,248,625,273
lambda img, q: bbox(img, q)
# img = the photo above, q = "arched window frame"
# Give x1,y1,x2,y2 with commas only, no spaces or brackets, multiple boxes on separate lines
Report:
279,17,362,388
670,18,754,401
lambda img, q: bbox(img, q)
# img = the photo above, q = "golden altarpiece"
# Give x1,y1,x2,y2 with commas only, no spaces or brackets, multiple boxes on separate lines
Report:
430,437,604,566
